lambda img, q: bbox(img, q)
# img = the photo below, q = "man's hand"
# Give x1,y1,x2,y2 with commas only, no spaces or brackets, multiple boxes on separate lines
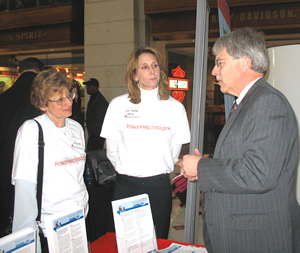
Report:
179,149,203,181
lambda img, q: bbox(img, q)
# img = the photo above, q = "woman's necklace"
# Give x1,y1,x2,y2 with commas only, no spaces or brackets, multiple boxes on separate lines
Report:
60,126,67,135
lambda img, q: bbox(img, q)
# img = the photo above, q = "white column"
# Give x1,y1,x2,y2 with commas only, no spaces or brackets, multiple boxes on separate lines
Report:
84,0,146,103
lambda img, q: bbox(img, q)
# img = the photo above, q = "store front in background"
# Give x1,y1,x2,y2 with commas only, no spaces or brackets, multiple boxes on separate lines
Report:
0,0,84,104
147,0,300,155
0,53,85,113
0,53,84,89
165,44,225,156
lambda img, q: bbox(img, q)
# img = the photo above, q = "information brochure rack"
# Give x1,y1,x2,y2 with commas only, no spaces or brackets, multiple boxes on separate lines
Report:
44,206,88,253
112,193,158,253
0,227,37,253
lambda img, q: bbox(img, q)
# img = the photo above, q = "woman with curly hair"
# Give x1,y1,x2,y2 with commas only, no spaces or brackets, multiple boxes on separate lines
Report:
12,68,88,252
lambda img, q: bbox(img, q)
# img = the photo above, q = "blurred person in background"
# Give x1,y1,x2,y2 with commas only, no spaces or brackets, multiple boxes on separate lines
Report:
0,57,44,233
84,78,108,151
69,79,84,128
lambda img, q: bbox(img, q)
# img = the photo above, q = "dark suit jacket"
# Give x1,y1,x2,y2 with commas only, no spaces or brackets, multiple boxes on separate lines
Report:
0,71,40,231
198,77,300,252
86,91,108,151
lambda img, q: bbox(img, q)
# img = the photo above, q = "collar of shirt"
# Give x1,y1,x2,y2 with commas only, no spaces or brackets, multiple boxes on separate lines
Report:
236,77,262,105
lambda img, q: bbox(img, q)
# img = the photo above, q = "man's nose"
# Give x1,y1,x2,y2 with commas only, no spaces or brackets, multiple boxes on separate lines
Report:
211,65,219,76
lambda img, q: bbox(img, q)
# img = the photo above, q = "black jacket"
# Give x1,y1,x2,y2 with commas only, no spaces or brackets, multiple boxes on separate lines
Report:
0,71,41,231
86,91,108,150
86,91,108,137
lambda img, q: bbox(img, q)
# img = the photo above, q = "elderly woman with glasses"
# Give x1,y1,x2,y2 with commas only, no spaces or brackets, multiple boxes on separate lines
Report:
11,68,88,252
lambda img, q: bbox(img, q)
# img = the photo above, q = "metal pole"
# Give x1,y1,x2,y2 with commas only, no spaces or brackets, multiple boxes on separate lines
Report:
184,0,210,244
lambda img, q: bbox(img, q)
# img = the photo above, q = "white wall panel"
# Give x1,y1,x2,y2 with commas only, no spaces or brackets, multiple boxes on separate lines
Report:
266,44,300,204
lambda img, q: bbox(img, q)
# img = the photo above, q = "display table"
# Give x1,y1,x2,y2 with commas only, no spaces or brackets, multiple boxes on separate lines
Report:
91,232,205,252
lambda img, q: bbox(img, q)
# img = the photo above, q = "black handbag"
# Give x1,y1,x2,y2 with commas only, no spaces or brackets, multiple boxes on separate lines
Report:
86,149,116,185
0,120,44,238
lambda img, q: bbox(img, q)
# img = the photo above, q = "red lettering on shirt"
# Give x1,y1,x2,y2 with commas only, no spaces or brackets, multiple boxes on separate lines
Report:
55,155,86,167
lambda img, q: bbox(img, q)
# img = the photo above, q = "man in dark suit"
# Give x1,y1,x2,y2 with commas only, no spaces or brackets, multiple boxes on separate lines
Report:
180,28,300,252
84,78,109,151
0,57,44,233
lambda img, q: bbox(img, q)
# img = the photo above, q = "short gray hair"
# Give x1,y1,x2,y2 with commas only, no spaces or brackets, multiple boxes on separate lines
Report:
212,28,268,73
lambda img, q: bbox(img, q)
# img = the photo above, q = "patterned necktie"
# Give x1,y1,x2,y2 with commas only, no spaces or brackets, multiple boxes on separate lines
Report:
228,100,238,119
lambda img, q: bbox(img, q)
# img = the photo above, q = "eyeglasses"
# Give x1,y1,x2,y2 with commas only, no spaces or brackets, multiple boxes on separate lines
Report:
48,92,75,106
215,57,233,67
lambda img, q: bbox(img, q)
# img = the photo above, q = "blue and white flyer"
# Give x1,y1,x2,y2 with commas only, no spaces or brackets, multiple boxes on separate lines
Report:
0,227,36,253
112,193,158,253
44,207,88,253
157,243,208,253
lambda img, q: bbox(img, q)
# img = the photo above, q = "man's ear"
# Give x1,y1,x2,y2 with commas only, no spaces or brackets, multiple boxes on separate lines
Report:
241,57,251,72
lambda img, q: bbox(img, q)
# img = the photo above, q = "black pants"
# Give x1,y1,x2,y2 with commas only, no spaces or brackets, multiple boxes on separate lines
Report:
113,173,172,239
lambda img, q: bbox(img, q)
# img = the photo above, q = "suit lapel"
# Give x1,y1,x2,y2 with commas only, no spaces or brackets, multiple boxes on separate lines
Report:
214,78,267,157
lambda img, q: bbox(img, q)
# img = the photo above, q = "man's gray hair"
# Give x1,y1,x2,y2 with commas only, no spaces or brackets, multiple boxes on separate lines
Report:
212,28,268,73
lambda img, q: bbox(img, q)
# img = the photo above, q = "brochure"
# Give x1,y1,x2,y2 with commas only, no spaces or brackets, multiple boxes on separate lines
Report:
0,227,36,253
44,207,88,253
112,193,158,253
157,243,208,253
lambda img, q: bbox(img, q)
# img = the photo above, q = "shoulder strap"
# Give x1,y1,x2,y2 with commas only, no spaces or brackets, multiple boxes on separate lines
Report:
33,120,44,222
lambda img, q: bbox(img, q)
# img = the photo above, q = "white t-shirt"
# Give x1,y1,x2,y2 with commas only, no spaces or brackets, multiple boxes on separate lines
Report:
101,87,191,177
12,114,88,234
